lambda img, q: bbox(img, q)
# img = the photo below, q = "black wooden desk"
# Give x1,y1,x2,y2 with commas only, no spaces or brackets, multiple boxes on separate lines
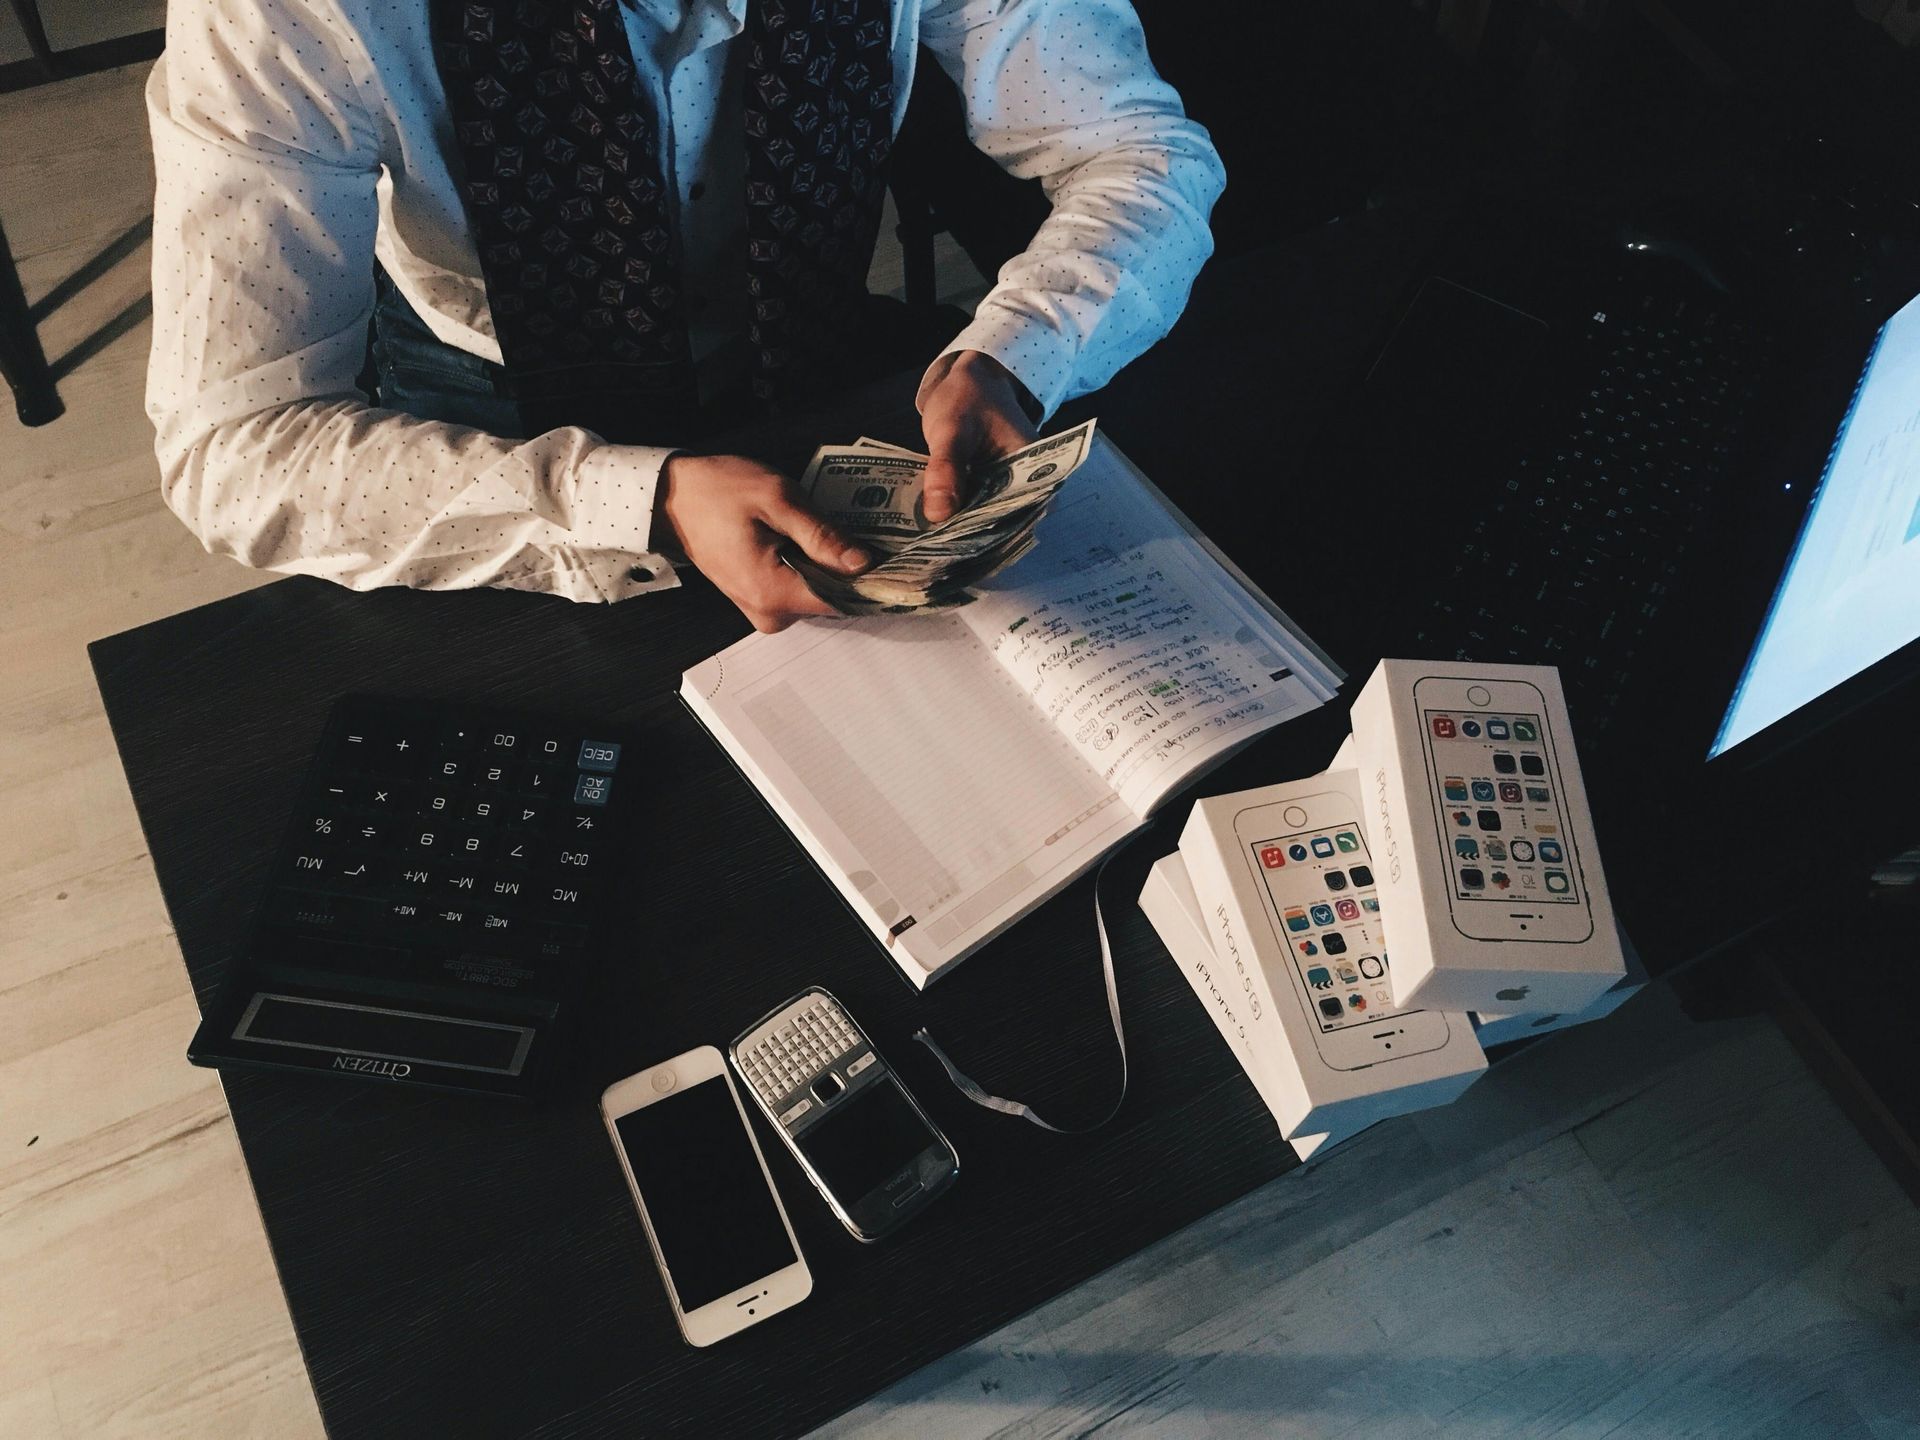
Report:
87,236,1430,1438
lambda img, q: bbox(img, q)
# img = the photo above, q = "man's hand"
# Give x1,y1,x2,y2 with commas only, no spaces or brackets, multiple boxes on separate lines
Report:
919,350,1040,524
658,453,870,633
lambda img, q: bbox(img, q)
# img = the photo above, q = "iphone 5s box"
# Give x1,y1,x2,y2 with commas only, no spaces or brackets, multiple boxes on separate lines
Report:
1141,850,1419,1162
1174,772,1486,1147
1469,919,1648,1046
1348,660,1626,1015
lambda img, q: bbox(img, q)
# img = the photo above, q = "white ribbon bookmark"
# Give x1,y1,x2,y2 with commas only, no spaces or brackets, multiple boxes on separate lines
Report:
912,838,1142,1135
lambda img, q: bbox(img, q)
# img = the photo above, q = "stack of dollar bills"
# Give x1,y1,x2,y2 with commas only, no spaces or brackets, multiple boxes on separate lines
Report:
789,419,1098,614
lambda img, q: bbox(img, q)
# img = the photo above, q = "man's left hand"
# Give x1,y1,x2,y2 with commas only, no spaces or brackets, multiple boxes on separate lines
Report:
918,350,1040,525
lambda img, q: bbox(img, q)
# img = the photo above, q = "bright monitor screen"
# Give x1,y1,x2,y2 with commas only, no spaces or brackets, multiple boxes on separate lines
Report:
1711,290,1920,757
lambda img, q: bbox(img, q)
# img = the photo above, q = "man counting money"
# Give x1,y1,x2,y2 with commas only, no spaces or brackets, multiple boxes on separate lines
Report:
147,0,1224,632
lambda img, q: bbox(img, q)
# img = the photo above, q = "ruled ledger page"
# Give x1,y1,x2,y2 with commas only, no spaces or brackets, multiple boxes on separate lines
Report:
681,613,1140,985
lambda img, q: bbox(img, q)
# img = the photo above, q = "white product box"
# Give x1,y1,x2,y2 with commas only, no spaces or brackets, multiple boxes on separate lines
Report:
1470,920,1649,1046
1348,660,1626,1014
1173,772,1486,1146
1142,853,1400,1163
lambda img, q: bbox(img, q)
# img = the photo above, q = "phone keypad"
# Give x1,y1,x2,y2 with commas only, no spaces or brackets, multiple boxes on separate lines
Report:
738,994,864,1118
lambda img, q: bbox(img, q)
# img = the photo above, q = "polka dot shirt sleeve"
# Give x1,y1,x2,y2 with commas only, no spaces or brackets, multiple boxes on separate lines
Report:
143,3,679,604
914,0,1226,422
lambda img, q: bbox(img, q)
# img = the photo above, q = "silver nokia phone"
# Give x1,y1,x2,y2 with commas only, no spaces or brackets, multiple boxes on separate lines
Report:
729,988,958,1242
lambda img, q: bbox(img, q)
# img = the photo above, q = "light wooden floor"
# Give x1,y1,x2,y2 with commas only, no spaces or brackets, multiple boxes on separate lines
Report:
5,61,1918,1440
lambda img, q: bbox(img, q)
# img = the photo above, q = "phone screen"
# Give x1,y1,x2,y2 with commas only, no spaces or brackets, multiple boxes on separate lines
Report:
615,1077,796,1310
1421,708,1582,905
1246,821,1415,1032
796,1076,935,1202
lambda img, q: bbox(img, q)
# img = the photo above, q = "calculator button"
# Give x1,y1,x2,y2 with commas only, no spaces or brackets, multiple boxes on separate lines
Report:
418,790,459,818
523,767,559,798
466,797,499,824
496,836,536,868
334,857,380,888
489,876,529,901
395,865,434,890
506,802,548,830
845,1052,876,1080
451,830,491,862
405,828,447,855
385,898,427,924
554,846,595,871
544,881,589,913
438,719,484,752
373,732,425,774
336,729,377,770
428,906,472,932
432,758,466,784
527,735,573,765
576,740,622,773
485,730,523,755
444,868,482,895
562,811,598,836
574,774,613,806
346,819,387,848
477,761,517,791
359,781,406,812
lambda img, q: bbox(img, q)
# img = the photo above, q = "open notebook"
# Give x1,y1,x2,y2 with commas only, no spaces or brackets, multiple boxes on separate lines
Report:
681,435,1342,987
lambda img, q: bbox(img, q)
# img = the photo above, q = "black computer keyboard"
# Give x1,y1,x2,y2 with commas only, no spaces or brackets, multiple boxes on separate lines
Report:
1417,291,1762,730
187,695,633,1097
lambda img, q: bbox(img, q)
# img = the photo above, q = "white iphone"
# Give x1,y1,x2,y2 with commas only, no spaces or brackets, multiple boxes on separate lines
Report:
1230,791,1454,1069
601,1046,812,1347
1411,675,1596,944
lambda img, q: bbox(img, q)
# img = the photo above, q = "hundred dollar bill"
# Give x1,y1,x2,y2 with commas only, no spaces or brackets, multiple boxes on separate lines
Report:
798,450,937,549
791,418,1098,612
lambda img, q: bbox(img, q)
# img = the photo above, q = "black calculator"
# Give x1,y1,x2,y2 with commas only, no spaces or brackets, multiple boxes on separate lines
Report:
187,696,633,1097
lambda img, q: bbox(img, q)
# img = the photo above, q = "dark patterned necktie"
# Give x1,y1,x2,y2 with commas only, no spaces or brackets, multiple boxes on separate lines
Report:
432,0,894,439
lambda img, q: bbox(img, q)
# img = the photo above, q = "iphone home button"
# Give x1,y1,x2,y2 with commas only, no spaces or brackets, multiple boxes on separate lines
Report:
1283,805,1309,827
1466,685,1492,706
652,1068,677,1093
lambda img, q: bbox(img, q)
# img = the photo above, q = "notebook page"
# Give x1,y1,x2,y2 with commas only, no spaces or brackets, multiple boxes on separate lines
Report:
681,614,1139,985
957,439,1340,816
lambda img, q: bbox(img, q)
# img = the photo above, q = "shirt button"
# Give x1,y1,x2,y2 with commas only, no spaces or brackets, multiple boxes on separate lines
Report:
689,181,707,201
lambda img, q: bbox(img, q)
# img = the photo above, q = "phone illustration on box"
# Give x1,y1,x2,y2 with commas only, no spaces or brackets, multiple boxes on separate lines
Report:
602,1047,812,1347
1412,675,1595,944
1231,792,1453,1070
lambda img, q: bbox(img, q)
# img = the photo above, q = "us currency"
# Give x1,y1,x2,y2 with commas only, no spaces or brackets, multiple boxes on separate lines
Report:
789,420,1098,612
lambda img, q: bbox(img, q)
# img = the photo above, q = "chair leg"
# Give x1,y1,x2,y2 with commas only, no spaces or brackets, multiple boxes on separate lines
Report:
0,217,64,427
892,187,938,312
6,0,61,81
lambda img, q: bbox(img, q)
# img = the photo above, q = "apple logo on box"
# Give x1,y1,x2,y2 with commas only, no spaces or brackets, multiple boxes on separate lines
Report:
1496,986,1531,1002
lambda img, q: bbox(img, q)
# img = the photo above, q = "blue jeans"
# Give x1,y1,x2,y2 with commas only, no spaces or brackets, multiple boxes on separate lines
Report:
369,271,527,437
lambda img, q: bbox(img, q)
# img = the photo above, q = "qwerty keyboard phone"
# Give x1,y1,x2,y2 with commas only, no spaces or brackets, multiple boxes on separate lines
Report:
187,696,632,1097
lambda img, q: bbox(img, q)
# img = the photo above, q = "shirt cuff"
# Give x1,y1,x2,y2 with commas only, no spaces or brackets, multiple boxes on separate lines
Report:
916,297,1078,425
567,442,682,599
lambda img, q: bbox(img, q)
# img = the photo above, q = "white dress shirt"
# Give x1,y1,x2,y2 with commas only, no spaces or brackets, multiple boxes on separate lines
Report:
146,0,1225,603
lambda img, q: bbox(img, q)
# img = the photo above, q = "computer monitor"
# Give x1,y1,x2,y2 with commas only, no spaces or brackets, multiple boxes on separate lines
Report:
1710,289,1920,759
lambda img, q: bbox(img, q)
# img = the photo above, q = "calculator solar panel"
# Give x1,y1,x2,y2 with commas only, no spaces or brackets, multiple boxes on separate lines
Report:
187,696,632,1097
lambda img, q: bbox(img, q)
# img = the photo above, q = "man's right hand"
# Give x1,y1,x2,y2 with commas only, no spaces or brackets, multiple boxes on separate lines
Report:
657,453,870,633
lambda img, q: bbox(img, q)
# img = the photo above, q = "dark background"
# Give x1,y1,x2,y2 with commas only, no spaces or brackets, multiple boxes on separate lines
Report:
87,2,1920,1435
